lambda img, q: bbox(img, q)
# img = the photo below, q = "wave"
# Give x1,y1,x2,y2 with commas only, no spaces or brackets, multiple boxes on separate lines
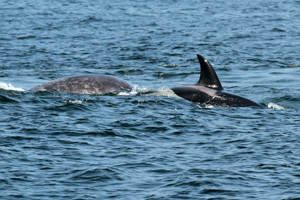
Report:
0,82,25,91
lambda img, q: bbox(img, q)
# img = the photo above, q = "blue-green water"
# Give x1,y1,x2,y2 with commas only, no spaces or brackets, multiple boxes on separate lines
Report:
1,1,300,199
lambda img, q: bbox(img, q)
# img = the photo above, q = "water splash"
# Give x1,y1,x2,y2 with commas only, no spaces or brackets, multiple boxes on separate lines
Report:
62,100,83,104
0,82,25,91
268,102,284,109
119,85,178,97
118,85,145,96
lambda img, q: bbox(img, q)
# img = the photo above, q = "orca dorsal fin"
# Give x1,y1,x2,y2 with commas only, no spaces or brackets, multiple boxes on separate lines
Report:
196,54,223,90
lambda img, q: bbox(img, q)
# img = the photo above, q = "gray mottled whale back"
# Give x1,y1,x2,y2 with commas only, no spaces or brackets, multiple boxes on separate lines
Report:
30,75,132,94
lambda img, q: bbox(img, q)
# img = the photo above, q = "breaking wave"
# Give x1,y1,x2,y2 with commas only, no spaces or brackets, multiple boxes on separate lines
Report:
0,82,25,91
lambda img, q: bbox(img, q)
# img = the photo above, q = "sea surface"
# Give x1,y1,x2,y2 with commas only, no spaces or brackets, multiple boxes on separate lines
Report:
1,0,300,199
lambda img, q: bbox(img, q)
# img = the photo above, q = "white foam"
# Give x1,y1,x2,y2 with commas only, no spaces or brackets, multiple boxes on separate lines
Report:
118,85,178,97
205,105,215,109
196,104,214,109
268,102,284,109
118,85,148,96
62,100,83,104
0,82,25,91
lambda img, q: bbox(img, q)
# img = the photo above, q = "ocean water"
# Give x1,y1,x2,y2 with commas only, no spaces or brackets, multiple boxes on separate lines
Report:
1,0,300,199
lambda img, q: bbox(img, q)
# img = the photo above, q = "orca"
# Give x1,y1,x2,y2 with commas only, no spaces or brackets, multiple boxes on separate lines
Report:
30,75,132,94
171,54,261,107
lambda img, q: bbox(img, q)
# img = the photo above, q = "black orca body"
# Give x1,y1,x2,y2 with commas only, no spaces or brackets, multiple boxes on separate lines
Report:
171,54,260,107
30,75,132,95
